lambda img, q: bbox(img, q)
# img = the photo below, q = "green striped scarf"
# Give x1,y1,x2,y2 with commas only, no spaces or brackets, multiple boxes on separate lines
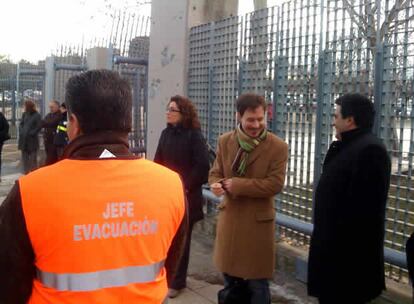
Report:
231,125,267,176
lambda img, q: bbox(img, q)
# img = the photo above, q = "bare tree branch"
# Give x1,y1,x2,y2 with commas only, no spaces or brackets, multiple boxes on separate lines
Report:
342,0,370,37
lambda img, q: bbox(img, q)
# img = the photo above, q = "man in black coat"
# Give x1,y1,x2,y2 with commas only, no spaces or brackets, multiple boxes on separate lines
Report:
308,93,391,303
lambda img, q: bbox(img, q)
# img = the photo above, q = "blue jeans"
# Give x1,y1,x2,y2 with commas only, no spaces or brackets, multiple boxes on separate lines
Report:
223,273,271,304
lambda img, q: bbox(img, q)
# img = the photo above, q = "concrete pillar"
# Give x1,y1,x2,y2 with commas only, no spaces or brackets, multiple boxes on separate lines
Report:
146,0,238,159
86,47,113,70
44,56,55,114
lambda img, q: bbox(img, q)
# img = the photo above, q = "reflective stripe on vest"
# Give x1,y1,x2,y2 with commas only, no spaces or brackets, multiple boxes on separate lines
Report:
57,125,67,132
37,260,165,292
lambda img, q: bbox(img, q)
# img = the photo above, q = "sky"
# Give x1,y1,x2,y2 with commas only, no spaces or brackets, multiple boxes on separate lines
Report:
0,0,279,64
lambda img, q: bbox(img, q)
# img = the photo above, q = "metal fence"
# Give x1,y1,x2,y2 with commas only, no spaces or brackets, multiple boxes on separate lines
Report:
0,62,46,139
0,78,19,139
0,10,150,150
188,0,414,282
49,13,150,150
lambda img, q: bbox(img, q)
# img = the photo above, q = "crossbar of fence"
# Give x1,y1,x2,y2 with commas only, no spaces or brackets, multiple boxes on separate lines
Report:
19,70,45,76
113,56,148,66
54,64,87,71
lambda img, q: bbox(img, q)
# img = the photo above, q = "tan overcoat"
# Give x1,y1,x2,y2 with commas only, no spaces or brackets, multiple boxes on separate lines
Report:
209,130,288,279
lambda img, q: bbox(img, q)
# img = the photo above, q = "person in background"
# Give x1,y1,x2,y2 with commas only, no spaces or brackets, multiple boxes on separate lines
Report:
41,100,61,165
0,111,10,181
154,95,209,298
18,100,42,174
307,93,391,304
54,102,68,159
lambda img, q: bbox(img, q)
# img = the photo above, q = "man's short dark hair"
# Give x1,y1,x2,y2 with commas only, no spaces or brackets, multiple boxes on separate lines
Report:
65,70,132,134
335,93,375,130
236,93,266,116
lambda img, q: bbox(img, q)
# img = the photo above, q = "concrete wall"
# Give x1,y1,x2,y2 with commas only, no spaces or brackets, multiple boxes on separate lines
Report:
146,0,238,159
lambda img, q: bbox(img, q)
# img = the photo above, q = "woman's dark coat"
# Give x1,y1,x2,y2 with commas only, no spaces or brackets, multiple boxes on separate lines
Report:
154,125,209,223
0,112,10,143
18,111,42,152
308,129,391,302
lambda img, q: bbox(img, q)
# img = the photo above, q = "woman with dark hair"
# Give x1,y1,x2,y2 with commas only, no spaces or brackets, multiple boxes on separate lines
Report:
18,100,42,174
154,95,210,298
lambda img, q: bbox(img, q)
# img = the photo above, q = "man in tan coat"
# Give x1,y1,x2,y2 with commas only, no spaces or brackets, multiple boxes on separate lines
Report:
209,93,288,303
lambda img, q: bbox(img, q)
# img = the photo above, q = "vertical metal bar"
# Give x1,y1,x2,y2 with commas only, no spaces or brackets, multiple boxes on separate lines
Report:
207,65,214,147
143,65,148,152
134,71,140,147
373,43,384,137
272,57,279,136
122,12,132,56
11,89,16,128
207,22,215,146
1,90,4,114
312,50,328,220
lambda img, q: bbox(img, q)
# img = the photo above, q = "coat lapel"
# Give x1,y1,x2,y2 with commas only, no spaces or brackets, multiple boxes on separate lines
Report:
227,131,240,160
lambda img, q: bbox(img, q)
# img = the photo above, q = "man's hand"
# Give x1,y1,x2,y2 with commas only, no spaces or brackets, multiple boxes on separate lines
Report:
222,179,232,193
210,182,225,197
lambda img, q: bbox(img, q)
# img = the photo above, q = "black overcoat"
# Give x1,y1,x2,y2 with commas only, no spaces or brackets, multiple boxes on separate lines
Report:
308,128,391,302
18,111,42,152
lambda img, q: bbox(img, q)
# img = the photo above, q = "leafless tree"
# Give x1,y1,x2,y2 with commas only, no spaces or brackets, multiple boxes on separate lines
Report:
341,0,414,153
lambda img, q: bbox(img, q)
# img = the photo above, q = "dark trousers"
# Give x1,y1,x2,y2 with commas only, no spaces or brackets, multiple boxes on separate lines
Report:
22,150,38,174
44,141,58,166
223,273,271,304
56,146,65,160
169,222,194,290
0,142,3,177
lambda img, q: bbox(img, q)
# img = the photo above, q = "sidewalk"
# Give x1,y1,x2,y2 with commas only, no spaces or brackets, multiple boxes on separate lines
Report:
168,278,221,304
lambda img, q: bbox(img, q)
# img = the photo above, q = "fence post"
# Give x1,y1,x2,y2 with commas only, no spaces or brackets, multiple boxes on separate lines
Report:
312,50,332,220
2,90,5,114
133,71,140,148
272,56,288,139
45,56,56,113
11,89,16,128
238,59,245,97
207,22,215,147
373,43,384,138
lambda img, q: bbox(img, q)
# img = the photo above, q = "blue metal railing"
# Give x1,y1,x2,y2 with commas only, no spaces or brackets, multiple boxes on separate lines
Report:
202,189,407,270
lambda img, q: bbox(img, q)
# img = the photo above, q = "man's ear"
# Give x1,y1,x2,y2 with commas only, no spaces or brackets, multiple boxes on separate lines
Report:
68,112,81,141
347,116,357,128
236,112,241,122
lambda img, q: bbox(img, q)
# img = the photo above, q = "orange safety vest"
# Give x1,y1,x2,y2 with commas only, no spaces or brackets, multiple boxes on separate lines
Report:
19,158,185,304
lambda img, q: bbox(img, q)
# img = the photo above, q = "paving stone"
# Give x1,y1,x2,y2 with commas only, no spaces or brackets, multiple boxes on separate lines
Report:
168,288,214,304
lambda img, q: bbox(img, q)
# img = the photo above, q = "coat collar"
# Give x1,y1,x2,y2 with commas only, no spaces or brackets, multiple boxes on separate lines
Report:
166,123,187,134
340,128,370,144
62,131,135,160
